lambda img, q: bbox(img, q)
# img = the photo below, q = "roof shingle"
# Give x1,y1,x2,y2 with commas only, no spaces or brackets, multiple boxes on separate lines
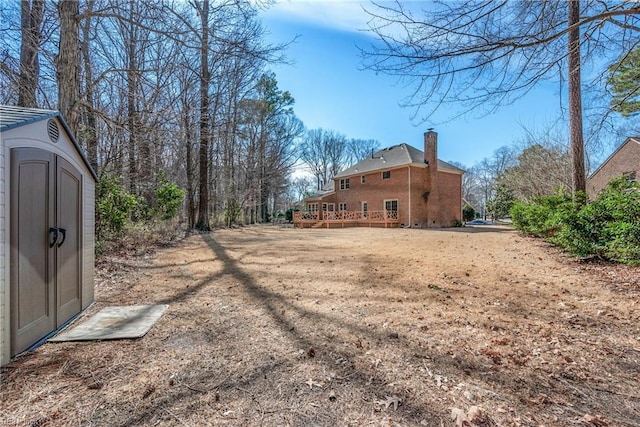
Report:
334,143,464,178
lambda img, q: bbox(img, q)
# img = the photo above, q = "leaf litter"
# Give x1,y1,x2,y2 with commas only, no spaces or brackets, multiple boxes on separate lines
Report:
1,227,638,426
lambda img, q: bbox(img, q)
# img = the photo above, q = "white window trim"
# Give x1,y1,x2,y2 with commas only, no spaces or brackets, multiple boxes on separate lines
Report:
383,199,398,211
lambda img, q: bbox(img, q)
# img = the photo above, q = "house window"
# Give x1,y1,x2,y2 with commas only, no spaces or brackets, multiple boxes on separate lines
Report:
382,171,391,179
339,203,347,211
361,175,366,184
362,202,368,217
308,203,318,213
384,200,398,211
340,178,350,190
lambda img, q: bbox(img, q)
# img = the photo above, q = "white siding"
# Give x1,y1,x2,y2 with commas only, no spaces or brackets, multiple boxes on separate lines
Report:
0,146,6,365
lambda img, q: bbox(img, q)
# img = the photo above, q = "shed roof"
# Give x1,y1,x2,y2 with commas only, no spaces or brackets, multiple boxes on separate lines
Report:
334,143,464,179
0,105,60,132
0,105,98,181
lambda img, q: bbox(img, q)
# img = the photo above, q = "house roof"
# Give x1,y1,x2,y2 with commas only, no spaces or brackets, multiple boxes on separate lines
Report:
306,180,335,200
588,137,640,179
334,143,464,179
0,105,98,181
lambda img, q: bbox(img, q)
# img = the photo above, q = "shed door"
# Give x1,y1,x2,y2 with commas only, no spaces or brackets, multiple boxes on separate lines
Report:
10,149,83,355
56,156,82,326
10,149,55,355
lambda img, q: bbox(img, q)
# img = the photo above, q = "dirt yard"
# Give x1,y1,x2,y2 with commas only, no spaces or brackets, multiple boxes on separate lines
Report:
1,226,639,426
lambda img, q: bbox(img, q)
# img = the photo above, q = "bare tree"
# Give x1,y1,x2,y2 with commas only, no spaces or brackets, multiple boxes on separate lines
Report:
18,0,44,107
56,0,80,131
195,0,211,230
79,0,99,173
362,1,640,194
3,0,296,231
237,72,302,222
347,138,380,166
290,176,314,201
568,0,586,194
448,160,479,208
299,128,349,190
468,146,516,220
325,130,348,178
499,142,572,201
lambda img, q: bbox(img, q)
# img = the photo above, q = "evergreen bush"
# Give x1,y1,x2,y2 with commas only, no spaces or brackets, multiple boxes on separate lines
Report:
510,178,640,264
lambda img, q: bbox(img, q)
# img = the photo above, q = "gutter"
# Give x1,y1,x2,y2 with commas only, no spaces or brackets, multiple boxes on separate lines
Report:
408,165,411,227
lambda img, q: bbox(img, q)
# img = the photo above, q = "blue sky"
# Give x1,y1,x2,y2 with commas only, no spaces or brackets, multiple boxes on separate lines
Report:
259,1,565,167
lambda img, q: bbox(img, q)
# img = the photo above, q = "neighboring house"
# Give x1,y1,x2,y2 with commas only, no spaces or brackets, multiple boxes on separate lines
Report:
588,137,640,198
0,105,97,365
296,130,464,228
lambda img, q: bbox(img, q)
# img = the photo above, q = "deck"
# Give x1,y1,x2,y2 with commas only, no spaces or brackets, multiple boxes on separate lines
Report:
293,210,400,228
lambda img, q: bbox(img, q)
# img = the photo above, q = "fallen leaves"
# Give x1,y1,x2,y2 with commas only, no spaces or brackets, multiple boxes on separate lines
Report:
376,395,402,411
451,406,491,426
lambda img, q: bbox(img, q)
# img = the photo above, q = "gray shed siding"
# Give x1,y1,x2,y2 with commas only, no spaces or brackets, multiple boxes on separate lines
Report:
0,106,96,365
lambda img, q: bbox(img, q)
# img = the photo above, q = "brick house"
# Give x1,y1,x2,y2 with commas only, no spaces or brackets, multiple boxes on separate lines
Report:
296,130,464,228
588,137,640,198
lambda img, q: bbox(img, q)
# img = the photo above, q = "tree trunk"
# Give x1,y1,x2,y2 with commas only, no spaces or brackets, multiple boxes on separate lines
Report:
195,0,211,231
57,0,80,131
184,99,196,229
126,0,138,194
18,0,44,107
81,0,98,174
568,0,586,195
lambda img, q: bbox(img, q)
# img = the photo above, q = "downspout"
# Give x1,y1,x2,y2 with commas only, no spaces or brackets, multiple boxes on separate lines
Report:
408,165,411,227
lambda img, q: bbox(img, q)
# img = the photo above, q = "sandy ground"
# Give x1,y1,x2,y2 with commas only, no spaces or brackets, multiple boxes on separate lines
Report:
1,225,639,426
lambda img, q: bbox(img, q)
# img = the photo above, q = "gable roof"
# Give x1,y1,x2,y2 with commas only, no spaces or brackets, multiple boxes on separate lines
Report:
0,105,98,180
334,143,464,179
588,137,640,179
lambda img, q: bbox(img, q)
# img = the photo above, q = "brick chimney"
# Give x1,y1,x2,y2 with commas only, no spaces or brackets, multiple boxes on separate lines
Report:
424,129,438,174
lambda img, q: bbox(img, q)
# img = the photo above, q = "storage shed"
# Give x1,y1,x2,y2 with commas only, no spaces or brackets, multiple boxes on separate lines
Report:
0,105,97,365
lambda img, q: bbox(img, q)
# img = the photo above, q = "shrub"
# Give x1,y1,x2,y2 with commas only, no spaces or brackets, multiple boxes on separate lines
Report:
155,178,185,220
510,192,575,238
511,178,640,264
96,175,140,240
285,208,299,222
462,204,475,222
